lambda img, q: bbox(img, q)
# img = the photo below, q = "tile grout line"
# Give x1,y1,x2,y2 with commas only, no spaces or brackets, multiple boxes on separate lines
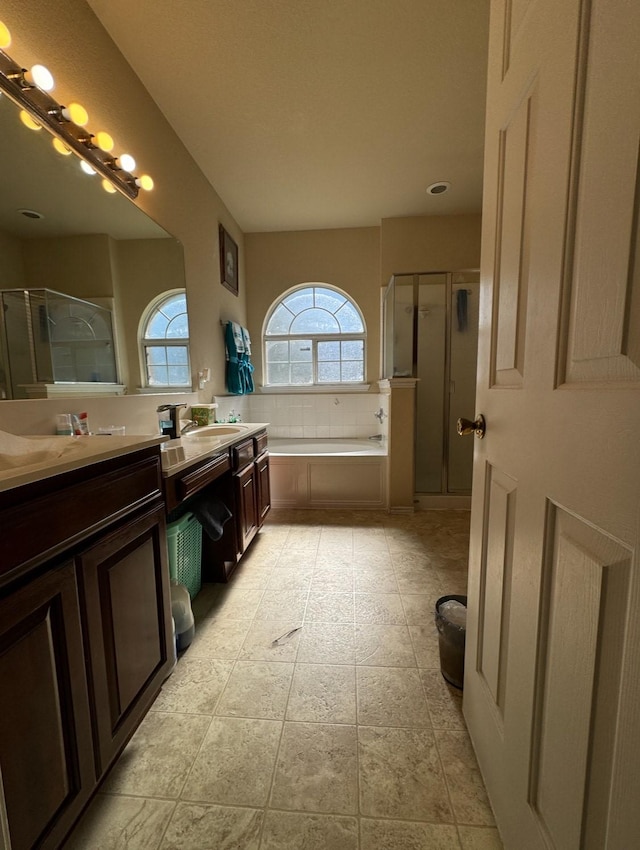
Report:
254,534,311,848
153,799,179,849
169,542,276,809
179,535,287,847
352,594,361,849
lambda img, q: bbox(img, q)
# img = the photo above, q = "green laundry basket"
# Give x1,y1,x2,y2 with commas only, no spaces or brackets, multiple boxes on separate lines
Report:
166,512,202,599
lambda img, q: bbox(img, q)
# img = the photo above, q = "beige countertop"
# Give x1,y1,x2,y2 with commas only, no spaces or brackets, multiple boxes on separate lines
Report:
159,423,269,476
0,433,167,493
0,424,270,492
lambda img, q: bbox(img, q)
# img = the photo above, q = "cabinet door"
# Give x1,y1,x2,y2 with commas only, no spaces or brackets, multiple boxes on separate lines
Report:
234,463,258,553
78,504,172,774
0,563,95,850
255,451,271,526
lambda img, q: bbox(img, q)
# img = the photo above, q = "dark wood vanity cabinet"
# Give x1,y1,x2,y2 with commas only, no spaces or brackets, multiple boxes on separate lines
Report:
77,503,171,776
163,451,231,514
235,456,259,552
232,432,271,556
0,446,172,850
185,429,271,583
256,449,271,525
0,561,95,850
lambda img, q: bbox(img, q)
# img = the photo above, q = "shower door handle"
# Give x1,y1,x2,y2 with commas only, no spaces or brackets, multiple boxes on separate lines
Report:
457,414,486,439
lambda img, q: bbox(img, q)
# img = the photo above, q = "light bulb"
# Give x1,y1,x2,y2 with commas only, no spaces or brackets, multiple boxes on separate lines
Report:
118,153,136,172
62,102,89,126
95,131,114,152
101,178,117,194
0,20,11,50
29,64,55,92
80,160,96,176
20,110,42,131
136,174,154,191
52,138,71,156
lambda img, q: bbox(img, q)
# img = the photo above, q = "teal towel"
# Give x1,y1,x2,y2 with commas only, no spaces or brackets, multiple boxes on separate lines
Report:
224,322,254,394
225,322,244,394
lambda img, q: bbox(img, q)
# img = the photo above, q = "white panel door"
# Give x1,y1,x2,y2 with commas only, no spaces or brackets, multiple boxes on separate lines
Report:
463,1,640,849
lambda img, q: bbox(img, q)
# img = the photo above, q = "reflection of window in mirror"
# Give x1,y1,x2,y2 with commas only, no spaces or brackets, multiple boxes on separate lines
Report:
140,290,191,388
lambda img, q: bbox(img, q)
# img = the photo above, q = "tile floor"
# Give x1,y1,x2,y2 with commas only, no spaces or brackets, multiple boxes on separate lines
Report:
63,509,503,850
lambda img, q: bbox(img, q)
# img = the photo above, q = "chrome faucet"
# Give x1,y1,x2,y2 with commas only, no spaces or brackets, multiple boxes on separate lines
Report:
373,408,386,423
368,434,383,441
180,419,199,435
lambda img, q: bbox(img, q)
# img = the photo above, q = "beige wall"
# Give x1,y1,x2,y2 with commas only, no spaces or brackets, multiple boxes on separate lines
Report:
245,216,481,384
2,0,246,404
380,214,482,284
22,234,115,298
114,238,187,390
0,233,26,398
0,231,26,288
245,227,380,383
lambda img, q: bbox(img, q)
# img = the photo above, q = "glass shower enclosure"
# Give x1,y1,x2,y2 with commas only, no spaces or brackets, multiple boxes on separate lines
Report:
0,288,119,399
383,271,480,496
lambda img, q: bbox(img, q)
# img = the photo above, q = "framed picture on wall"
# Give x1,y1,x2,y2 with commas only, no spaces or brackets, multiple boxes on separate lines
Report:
219,224,239,296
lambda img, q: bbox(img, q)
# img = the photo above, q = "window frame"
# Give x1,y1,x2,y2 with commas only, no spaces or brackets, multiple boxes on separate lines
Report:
138,289,192,390
263,284,367,389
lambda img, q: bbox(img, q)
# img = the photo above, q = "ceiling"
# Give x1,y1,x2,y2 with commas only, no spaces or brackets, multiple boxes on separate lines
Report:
88,0,490,233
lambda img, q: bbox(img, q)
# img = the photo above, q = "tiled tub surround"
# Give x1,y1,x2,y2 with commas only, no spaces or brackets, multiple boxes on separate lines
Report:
216,392,389,441
63,509,502,850
0,390,387,442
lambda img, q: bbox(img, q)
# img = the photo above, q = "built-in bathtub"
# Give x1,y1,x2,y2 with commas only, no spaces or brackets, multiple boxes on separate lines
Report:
268,438,387,509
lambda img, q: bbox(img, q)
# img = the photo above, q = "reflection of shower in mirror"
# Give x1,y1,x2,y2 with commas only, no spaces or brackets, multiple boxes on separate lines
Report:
0,288,124,399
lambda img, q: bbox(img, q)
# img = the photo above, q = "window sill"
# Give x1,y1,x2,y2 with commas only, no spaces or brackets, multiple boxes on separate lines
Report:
259,384,372,394
136,386,194,394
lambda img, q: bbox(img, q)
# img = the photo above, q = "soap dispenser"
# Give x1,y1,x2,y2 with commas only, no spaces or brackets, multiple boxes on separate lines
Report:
156,403,187,439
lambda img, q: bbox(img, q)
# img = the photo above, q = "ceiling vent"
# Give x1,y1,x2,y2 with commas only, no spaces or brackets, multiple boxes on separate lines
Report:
18,209,44,220
426,181,451,195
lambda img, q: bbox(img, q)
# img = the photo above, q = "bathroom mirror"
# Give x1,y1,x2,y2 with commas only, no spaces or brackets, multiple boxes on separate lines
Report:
0,92,188,398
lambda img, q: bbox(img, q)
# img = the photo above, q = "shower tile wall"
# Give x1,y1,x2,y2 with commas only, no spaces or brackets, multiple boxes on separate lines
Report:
214,394,387,440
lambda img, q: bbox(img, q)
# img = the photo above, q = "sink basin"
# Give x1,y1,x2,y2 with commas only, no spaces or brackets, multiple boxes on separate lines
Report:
0,434,86,473
0,447,62,472
183,424,245,441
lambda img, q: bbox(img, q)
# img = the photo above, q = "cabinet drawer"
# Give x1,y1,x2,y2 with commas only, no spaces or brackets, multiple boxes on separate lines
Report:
176,453,230,502
253,431,268,457
232,438,255,471
0,454,162,584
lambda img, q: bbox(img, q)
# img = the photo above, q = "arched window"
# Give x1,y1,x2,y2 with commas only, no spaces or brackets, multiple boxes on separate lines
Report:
264,284,366,386
140,290,191,387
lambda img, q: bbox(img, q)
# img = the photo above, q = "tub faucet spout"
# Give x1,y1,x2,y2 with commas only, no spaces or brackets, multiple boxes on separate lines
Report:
368,434,383,441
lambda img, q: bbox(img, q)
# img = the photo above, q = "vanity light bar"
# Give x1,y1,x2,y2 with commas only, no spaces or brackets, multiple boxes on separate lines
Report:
0,35,149,200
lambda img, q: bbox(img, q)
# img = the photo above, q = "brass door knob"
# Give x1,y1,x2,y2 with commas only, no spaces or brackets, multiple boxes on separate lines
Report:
457,414,486,439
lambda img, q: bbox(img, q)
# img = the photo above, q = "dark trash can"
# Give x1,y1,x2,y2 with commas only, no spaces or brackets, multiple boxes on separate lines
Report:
435,595,468,689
